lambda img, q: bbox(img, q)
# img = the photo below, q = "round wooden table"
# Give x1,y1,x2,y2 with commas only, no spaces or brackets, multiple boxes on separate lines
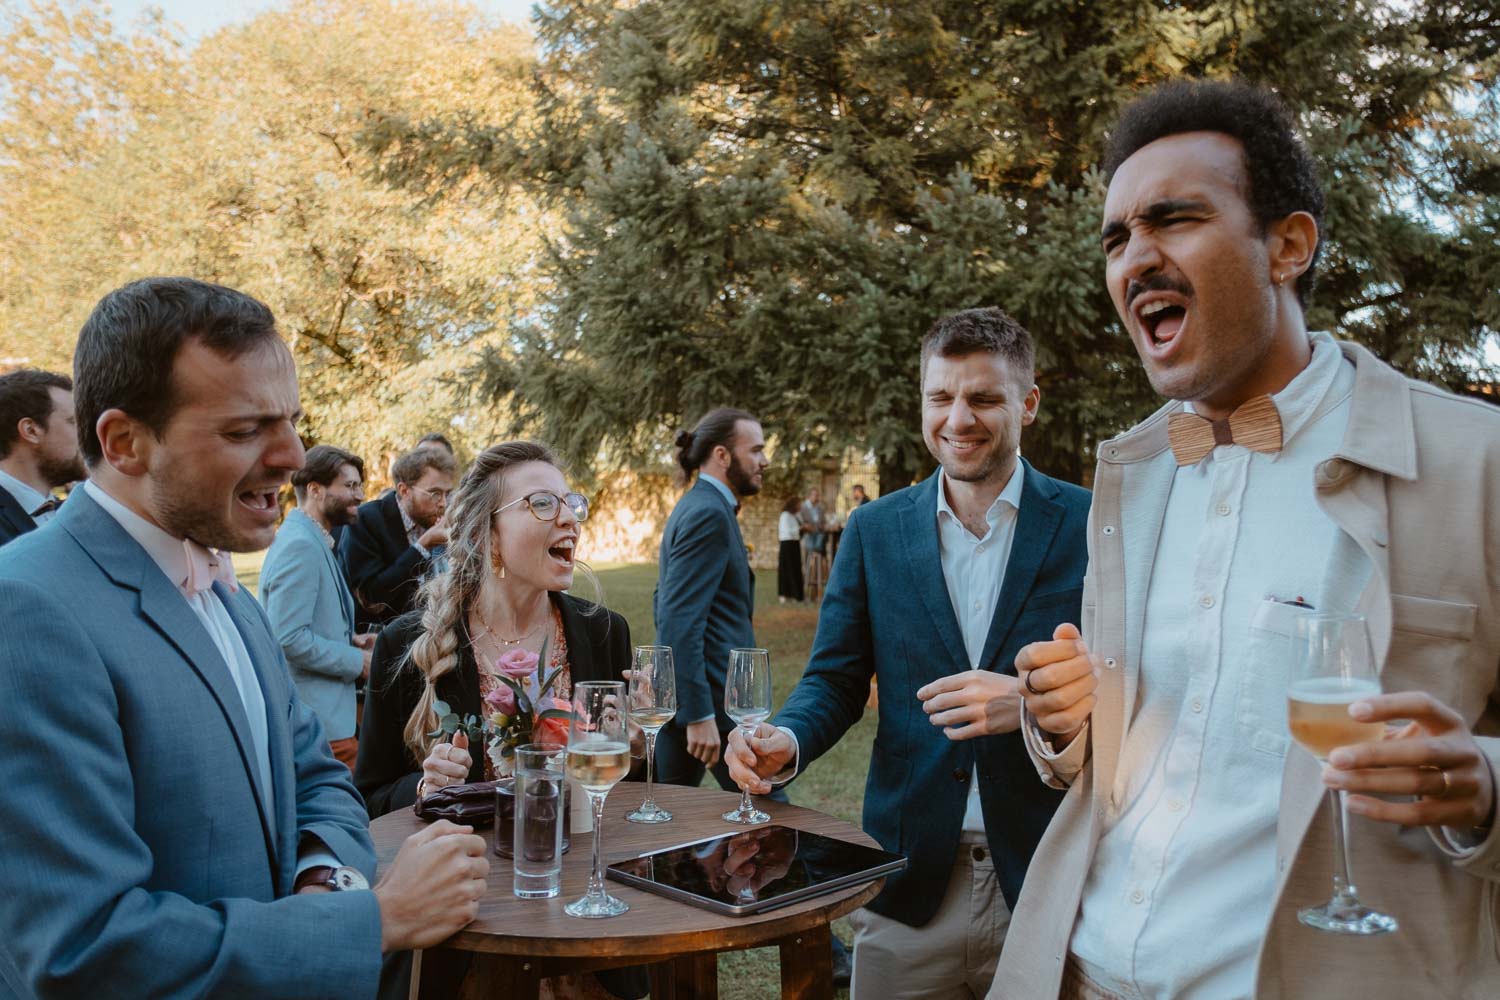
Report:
371,783,885,999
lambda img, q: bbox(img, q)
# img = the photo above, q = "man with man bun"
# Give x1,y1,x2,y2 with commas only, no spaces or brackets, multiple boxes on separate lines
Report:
652,407,770,792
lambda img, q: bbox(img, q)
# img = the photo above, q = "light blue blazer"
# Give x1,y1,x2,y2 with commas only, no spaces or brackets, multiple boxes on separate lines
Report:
0,488,383,999
260,508,363,740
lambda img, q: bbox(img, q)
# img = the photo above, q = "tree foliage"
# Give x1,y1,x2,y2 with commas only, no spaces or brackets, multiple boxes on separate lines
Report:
371,0,1499,487
0,0,544,465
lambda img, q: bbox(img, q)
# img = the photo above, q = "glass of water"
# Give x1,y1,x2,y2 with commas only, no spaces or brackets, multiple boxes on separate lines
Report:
723,648,773,825
512,742,566,899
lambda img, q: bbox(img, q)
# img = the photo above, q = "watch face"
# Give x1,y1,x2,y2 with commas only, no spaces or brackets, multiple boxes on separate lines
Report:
332,867,370,891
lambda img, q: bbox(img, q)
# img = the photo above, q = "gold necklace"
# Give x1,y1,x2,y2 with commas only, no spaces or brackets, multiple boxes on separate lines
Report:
471,610,547,648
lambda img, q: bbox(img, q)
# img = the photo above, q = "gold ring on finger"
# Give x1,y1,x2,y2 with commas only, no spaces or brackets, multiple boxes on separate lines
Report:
1419,764,1450,799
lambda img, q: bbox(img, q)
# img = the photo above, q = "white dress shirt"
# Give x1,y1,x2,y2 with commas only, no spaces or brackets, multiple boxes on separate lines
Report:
777,510,801,542
936,464,1025,833
85,481,342,875
0,467,59,526
1070,332,1363,998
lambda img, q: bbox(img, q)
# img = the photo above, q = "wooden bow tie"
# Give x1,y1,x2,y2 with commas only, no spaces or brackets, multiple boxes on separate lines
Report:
1166,394,1283,466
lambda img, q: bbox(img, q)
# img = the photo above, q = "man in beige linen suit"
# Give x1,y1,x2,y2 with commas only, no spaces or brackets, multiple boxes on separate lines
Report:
991,80,1500,999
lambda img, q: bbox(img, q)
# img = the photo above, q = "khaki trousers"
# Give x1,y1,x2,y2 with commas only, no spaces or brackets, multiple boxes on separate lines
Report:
849,833,1010,1000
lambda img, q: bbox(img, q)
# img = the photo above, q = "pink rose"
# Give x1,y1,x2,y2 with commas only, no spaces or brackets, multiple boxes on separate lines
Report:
483,683,517,714
496,648,540,679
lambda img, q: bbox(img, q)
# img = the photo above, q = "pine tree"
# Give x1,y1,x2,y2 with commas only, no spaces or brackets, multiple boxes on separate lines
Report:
370,0,1500,486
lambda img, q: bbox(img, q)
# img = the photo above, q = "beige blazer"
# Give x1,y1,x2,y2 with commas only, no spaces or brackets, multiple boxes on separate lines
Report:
990,342,1500,999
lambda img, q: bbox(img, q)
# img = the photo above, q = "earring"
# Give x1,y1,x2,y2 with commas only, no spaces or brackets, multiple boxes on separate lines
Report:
499,563,506,580
1276,272,1284,286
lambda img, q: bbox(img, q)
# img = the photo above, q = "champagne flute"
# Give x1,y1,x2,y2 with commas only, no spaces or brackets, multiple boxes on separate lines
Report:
723,647,773,825
1286,612,1397,935
626,645,676,824
564,680,631,918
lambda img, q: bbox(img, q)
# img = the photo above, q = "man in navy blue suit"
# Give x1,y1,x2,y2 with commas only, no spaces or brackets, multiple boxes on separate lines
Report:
0,277,489,999
653,406,772,792
728,308,1090,999
0,368,84,547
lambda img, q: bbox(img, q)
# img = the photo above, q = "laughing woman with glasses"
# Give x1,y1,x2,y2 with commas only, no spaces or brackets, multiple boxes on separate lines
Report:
355,442,647,998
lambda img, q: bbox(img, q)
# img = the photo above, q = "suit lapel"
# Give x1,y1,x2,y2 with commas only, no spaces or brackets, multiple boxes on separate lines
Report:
60,490,280,869
0,487,36,539
977,462,1062,674
899,474,968,674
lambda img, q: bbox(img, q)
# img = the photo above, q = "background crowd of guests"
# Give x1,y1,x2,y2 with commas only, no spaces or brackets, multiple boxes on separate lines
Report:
0,76,1496,1000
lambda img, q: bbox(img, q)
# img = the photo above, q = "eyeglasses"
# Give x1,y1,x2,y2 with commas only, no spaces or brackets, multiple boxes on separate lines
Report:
413,487,451,503
495,490,590,523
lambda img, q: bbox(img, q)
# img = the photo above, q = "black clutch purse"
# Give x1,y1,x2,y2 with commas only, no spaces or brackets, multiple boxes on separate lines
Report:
413,779,499,828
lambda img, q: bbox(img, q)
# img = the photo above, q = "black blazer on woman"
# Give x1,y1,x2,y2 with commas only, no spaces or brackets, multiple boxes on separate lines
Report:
355,590,632,819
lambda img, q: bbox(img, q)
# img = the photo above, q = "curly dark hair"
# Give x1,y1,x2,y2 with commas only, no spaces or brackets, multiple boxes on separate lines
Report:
1104,79,1326,305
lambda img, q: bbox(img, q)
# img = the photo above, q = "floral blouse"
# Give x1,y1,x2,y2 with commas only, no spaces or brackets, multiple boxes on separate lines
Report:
475,609,571,781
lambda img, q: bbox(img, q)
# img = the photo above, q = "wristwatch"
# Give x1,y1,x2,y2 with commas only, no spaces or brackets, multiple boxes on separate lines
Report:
294,865,370,893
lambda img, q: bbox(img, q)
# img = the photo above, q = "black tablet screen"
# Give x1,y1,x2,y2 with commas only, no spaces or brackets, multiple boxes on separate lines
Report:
609,825,905,910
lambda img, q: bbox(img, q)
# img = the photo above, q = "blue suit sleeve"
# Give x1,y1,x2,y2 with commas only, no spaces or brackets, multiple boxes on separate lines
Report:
654,505,731,723
261,535,364,681
773,508,876,768
0,578,383,1000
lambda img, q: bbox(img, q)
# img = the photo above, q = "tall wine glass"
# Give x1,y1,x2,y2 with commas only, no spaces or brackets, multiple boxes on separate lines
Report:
564,680,630,918
626,645,676,824
1286,612,1397,935
723,647,773,825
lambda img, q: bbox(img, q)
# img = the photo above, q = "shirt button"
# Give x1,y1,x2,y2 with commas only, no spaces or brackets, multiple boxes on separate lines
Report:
1168,799,1183,812
1216,503,1231,516
1191,698,1204,713
1104,657,1117,669
952,769,968,783
1199,595,1215,609
971,846,988,862
973,600,982,611
1130,889,1145,904
1102,525,1116,536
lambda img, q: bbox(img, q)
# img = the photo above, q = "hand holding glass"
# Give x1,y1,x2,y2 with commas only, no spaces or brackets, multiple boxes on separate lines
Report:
1286,612,1397,935
723,648,773,825
564,681,630,918
626,645,676,824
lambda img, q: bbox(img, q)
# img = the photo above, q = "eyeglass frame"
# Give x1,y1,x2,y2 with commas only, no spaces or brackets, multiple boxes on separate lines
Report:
494,490,591,523
410,486,452,503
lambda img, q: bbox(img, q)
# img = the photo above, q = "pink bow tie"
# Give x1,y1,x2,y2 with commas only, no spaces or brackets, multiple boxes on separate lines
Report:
182,539,239,597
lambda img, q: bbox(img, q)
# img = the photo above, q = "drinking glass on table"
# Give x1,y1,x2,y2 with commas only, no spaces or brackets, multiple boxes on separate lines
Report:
626,645,676,824
564,680,631,918
723,647,773,825
1286,612,1397,935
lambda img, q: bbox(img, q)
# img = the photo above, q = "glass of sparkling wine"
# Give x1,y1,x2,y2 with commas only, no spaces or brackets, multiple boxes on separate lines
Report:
1286,612,1397,935
723,647,773,825
626,645,677,824
564,681,631,918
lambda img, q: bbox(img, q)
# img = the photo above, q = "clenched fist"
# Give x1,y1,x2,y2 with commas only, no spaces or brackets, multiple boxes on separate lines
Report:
1014,623,1098,747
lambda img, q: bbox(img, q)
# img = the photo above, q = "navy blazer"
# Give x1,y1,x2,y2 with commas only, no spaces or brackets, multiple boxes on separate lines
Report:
0,487,382,998
0,484,37,546
339,492,435,627
775,461,1089,925
652,476,755,728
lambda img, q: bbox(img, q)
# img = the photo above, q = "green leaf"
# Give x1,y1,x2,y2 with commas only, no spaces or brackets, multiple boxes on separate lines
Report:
536,707,575,723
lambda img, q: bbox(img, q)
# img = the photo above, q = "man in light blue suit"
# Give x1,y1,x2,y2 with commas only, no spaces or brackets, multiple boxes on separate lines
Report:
0,277,488,999
260,443,374,769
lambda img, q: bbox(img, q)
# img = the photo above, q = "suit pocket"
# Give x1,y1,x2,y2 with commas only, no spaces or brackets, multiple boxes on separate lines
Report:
1236,598,1297,757
1386,593,1483,720
1390,594,1476,641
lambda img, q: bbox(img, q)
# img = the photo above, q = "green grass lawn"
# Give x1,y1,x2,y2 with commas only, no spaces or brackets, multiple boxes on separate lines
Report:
238,553,873,997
